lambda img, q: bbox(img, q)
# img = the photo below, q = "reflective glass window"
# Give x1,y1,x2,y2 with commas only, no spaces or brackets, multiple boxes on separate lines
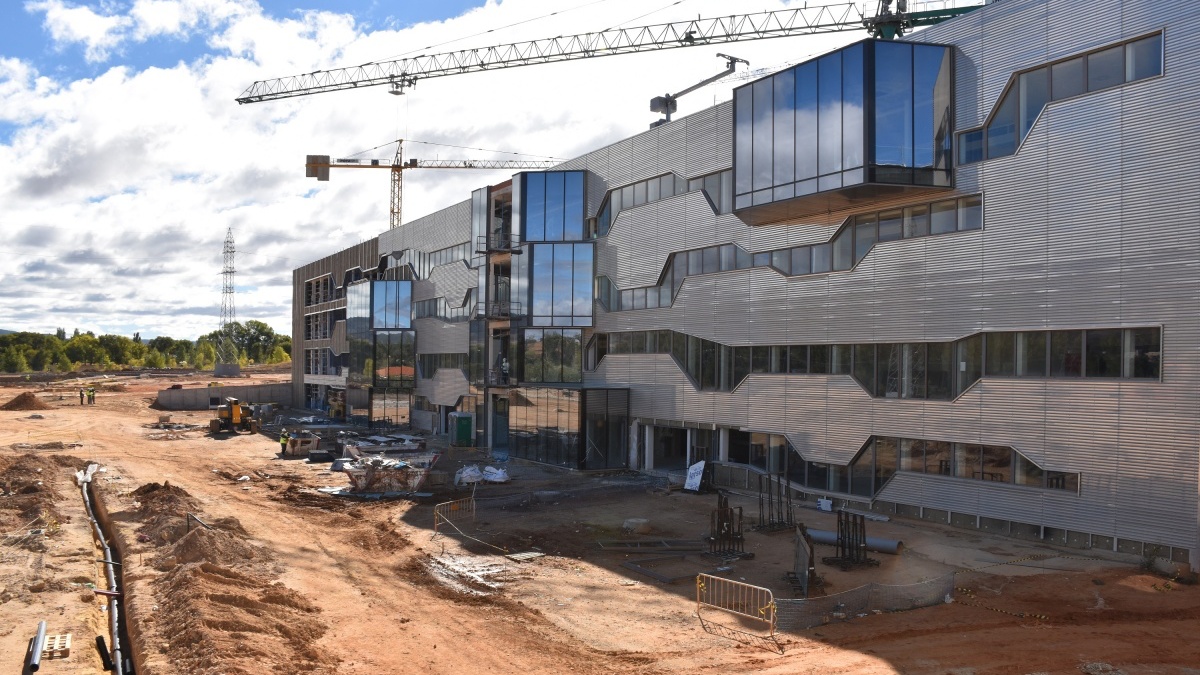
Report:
647,176,660,203
914,43,951,183
875,41,913,170
752,78,774,191
1013,452,1044,487
832,344,852,374
832,227,853,271
1126,33,1162,81
986,85,1019,159
736,246,754,270
1019,67,1050,140
631,288,645,310
751,346,769,374
954,443,982,479
788,345,808,373
1085,328,1122,378
795,61,819,181
660,174,676,199
1125,327,1160,379
842,42,864,170
957,334,982,394
564,172,584,240
809,345,830,373
1051,57,1085,100
812,243,832,273
773,69,796,187
854,214,877,263
632,180,646,207
1050,330,1083,377
525,172,546,241
985,332,1016,377
772,249,791,274
878,210,903,242
900,439,924,472
1018,332,1047,377
720,244,736,271
930,199,957,234
853,344,876,396
791,246,811,275
981,446,1012,483
1088,45,1125,91
754,252,770,267
735,86,753,195
904,205,930,238
818,50,843,176
925,440,952,475
688,249,704,276
703,246,720,274
959,196,983,231
544,172,565,241
959,129,984,165
876,436,898,486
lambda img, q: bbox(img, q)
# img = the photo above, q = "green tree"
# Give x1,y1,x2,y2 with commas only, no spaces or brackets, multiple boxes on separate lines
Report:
194,341,217,369
0,347,30,373
65,334,111,366
55,327,66,341
267,345,291,364
143,349,167,368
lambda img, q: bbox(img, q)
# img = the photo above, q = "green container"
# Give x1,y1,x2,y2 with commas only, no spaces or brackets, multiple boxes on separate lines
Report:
450,412,475,447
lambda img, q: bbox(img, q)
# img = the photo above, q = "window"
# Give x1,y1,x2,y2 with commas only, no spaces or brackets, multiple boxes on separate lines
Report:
590,328,1160,394
930,199,957,235
962,33,1163,164
529,243,594,327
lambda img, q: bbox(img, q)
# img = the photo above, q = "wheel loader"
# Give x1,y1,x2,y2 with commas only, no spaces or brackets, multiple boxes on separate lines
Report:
209,397,259,434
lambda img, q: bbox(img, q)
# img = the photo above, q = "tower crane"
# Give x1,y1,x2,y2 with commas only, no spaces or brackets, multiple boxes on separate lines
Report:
236,2,982,105
306,140,557,229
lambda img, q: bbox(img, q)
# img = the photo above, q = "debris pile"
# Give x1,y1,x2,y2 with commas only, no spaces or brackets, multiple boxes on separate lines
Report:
0,392,52,411
0,454,79,551
131,481,202,545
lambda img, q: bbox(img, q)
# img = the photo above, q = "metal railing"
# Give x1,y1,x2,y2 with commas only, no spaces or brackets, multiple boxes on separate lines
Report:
433,495,476,535
476,234,522,253
696,574,777,636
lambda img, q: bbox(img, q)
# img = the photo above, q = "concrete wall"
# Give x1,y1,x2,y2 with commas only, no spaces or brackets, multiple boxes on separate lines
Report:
156,383,293,411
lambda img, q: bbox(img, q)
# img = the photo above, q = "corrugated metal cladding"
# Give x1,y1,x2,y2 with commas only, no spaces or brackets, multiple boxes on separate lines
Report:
378,200,470,254
291,240,377,404
294,0,1200,563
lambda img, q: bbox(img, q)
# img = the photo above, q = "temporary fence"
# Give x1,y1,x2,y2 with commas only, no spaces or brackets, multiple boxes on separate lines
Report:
696,574,777,637
775,573,956,631
433,495,476,535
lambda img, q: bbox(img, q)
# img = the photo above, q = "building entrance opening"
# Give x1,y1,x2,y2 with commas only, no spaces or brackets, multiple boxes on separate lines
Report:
654,426,688,471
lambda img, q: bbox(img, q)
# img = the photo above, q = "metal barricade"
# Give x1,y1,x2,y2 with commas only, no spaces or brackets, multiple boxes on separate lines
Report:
433,495,476,535
696,574,777,636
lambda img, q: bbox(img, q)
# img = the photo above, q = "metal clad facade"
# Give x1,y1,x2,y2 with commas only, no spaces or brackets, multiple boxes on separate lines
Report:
293,0,1200,564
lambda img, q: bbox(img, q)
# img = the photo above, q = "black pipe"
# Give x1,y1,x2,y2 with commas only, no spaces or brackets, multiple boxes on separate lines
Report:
29,620,47,672
95,636,114,671
80,475,125,675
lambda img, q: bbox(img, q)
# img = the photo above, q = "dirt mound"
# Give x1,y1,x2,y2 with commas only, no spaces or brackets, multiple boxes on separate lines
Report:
0,454,79,549
0,392,52,411
131,481,203,545
153,525,273,571
152,561,334,674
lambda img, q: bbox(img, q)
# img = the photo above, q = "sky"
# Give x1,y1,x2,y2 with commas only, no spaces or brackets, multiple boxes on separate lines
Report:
0,0,879,341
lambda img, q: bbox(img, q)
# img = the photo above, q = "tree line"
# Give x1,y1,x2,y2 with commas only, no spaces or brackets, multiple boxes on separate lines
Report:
0,320,291,373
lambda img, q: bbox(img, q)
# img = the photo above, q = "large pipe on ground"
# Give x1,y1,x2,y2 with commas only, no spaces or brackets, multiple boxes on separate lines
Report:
79,467,124,675
29,620,47,671
806,528,904,555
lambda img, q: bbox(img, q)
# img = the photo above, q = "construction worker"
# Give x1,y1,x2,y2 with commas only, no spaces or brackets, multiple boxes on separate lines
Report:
78,388,85,405
279,429,290,455
87,387,96,405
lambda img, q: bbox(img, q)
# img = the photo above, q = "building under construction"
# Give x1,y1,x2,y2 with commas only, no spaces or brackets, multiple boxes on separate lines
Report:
292,0,1198,568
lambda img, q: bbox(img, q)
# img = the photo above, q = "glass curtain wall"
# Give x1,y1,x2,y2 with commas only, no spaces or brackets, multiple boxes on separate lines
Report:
509,387,581,467
734,39,952,210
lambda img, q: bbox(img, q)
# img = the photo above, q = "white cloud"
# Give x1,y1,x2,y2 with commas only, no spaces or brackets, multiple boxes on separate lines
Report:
0,0,870,339
25,0,133,63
